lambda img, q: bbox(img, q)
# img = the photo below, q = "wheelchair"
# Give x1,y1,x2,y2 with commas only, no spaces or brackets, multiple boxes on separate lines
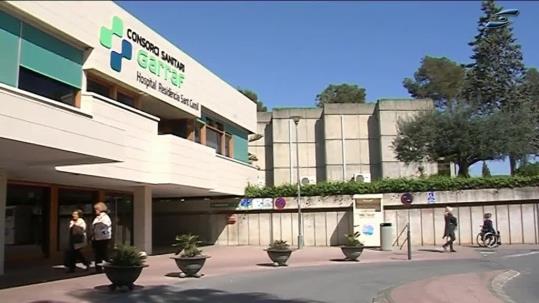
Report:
476,226,501,248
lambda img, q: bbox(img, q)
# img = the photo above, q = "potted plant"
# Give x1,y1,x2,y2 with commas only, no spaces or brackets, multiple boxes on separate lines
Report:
171,234,210,278
103,245,148,290
265,240,293,266
341,231,364,261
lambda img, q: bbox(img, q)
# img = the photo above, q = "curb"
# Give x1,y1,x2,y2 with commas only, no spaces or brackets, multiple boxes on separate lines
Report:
489,270,520,303
371,287,395,303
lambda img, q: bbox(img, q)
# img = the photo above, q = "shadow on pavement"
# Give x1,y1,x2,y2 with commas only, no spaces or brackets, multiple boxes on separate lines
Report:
418,249,444,253
329,258,354,262
66,286,324,303
256,263,280,267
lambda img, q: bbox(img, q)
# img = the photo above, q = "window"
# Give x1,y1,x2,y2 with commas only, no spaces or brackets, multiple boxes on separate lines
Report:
206,126,222,154
117,92,135,108
18,67,78,106
225,134,233,157
87,79,110,98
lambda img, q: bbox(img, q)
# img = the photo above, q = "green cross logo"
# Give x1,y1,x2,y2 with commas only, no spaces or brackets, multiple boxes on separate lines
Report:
100,16,132,72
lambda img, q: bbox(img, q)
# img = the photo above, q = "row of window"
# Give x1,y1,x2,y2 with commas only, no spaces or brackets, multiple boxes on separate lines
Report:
16,65,237,160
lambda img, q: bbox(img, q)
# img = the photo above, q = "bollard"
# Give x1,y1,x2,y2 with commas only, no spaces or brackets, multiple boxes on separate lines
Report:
406,223,412,260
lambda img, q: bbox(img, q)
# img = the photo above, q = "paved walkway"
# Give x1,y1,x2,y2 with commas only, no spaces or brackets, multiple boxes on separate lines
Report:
0,245,518,303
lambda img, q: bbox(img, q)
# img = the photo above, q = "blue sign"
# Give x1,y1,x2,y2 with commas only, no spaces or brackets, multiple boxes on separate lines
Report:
427,192,436,204
362,224,374,236
239,198,252,208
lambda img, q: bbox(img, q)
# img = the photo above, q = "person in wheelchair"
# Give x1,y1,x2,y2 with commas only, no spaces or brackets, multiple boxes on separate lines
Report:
482,213,495,234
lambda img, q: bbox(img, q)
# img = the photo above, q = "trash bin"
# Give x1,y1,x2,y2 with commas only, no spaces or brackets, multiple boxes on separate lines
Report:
380,223,393,251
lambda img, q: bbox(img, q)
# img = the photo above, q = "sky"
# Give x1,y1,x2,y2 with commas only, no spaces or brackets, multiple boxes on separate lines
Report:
118,1,539,176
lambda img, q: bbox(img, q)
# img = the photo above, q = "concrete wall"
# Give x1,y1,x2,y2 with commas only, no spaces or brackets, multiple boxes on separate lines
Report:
375,100,438,178
153,187,539,248
250,99,439,186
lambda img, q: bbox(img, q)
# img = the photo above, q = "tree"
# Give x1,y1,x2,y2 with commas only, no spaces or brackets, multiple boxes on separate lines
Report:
523,68,539,155
315,84,366,107
238,88,267,112
392,105,511,177
462,0,535,174
403,56,466,109
482,161,492,177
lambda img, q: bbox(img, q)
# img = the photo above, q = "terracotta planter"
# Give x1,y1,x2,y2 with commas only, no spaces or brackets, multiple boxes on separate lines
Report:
103,264,147,290
266,249,292,266
171,255,210,277
341,246,364,261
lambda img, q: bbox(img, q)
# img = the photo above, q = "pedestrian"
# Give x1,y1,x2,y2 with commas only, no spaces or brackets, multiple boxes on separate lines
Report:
442,206,457,252
92,202,112,273
66,209,89,273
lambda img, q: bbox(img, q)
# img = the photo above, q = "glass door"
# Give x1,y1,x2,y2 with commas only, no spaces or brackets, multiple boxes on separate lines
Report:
105,192,134,246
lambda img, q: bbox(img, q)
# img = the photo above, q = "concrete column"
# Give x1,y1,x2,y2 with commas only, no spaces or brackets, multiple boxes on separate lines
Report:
133,186,152,254
0,171,6,275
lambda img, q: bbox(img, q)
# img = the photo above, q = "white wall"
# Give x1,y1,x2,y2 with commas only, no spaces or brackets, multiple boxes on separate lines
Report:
2,1,256,132
57,94,257,195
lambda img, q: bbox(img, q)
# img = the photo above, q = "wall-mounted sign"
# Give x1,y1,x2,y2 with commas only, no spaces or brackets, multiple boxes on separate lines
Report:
400,193,414,205
274,197,286,210
99,16,199,111
239,198,253,210
427,191,436,204
252,198,273,210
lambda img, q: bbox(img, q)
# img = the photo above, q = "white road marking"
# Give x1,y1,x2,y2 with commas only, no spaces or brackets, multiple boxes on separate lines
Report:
503,251,539,258
491,270,521,303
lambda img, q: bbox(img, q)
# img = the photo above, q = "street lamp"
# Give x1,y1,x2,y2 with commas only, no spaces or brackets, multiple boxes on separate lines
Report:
290,115,304,249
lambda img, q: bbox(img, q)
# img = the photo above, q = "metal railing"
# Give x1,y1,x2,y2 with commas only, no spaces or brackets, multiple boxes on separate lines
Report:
392,223,412,260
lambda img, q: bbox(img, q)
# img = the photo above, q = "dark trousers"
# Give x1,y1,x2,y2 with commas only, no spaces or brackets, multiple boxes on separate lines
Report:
443,232,456,251
66,246,89,271
92,239,110,271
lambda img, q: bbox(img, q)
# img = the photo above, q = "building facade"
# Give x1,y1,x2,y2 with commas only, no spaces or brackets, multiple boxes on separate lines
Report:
249,100,441,187
0,1,257,274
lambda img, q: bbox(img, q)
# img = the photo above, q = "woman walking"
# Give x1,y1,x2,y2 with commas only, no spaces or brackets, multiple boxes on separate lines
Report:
67,209,89,273
442,206,458,252
92,202,112,273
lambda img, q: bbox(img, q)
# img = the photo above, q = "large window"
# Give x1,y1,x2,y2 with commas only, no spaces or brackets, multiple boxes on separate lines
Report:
6,184,50,258
87,79,110,97
117,91,135,108
106,193,134,246
206,126,222,154
18,67,78,106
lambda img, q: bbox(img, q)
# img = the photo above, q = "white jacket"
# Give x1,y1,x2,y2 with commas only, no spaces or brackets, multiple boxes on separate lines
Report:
69,218,87,250
92,212,112,241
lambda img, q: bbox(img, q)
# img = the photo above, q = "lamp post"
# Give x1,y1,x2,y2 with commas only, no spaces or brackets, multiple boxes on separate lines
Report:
291,115,303,249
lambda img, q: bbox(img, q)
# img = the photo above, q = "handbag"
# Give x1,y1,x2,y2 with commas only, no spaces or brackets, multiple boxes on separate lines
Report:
71,225,85,244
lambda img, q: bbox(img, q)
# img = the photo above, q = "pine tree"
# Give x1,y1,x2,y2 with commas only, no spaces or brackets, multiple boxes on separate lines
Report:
482,161,492,177
463,0,535,174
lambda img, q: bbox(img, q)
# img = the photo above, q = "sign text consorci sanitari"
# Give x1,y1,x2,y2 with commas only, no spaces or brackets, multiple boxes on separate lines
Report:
128,28,199,111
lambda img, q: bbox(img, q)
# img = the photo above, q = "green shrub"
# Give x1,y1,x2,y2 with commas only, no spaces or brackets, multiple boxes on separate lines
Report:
245,175,539,198
109,245,146,267
344,231,363,247
515,163,539,177
172,234,202,257
268,240,290,250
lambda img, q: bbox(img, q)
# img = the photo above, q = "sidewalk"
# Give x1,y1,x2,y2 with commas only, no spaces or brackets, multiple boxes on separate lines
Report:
0,245,481,302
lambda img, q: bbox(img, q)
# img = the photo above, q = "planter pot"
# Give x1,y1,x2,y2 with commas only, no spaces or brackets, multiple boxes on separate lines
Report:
171,255,210,278
266,249,293,266
341,246,364,261
103,264,147,290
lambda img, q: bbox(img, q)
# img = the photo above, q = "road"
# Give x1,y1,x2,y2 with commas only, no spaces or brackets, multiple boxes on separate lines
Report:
65,248,539,303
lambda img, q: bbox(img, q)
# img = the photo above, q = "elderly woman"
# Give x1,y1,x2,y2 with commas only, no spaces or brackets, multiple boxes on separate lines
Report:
66,209,89,273
92,202,112,273
442,206,458,252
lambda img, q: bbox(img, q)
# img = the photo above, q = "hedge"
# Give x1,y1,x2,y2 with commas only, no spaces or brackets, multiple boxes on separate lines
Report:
244,175,539,198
